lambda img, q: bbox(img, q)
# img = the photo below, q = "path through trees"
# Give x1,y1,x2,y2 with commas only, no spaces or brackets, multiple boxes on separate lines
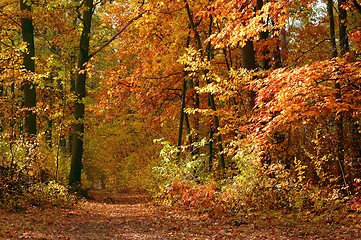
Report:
0,190,360,239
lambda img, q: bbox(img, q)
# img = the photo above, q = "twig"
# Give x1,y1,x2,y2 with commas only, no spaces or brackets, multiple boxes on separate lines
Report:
89,11,147,59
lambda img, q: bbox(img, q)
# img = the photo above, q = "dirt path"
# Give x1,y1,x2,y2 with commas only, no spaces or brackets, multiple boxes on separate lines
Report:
0,190,360,239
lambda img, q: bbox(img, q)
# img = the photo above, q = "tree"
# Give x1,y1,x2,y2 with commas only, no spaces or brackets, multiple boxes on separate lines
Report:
69,0,94,188
20,0,36,136
69,0,146,188
338,0,349,55
328,0,338,57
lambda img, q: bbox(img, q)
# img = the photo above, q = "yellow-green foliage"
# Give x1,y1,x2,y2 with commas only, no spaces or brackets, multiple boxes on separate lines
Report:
83,114,162,191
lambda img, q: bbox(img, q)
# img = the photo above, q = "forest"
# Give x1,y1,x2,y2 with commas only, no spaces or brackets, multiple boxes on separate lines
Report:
0,0,361,238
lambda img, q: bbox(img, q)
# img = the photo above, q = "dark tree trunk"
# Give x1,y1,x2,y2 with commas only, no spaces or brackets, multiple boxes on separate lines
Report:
353,0,361,13
328,0,338,57
241,41,256,70
242,40,257,111
69,0,94,188
338,0,349,56
20,0,36,136
177,77,187,155
335,0,350,195
177,38,191,156
256,0,271,69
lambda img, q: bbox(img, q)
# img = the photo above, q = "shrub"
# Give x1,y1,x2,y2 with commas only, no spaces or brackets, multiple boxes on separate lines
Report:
0,166,76,211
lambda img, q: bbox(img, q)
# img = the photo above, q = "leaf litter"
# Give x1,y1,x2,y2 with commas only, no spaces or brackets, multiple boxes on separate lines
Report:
0,190,360,239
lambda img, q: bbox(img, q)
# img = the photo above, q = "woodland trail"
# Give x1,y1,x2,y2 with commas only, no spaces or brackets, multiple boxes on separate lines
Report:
0,190,360,239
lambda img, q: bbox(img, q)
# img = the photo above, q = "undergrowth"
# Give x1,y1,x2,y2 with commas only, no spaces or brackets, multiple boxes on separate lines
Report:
0,166,76,211
150,140,361,217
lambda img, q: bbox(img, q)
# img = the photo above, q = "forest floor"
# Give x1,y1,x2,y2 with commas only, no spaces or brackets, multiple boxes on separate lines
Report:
0,190,360,239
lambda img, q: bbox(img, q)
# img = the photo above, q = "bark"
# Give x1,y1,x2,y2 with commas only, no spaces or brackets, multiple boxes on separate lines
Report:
20,0,36,136
242,41,256,70
335,82,349,196
352,0,361,14
69,0,94,188
338,0,349,56
184,113,194,151
328,0,338,57
256,0,270,69
177,76,187,155
242,40,257,111
177,37,190,156
336,0,349,195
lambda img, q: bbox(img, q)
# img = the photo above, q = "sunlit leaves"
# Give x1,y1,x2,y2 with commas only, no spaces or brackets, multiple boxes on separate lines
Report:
210,1,289,49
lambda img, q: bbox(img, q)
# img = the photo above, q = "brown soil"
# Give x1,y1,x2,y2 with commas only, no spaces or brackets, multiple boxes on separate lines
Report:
0,190,360,239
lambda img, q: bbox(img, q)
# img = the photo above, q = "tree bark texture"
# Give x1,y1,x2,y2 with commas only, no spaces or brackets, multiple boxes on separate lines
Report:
69,0,94,187
327,0,338,57
338,0,349,56
20,0,36,136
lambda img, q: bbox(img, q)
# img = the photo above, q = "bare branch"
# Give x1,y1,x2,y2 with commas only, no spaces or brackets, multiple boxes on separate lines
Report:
89,11,147,59
0,9,21,27
353,0,361,14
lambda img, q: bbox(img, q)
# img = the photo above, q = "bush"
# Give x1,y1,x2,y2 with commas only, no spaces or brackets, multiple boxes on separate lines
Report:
150,139,212,199
151,141,356,216
0,166,76,211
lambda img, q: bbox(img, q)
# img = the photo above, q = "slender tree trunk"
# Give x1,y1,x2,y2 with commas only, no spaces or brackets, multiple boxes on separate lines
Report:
338,0,349,55
20,0,36,136
328,0,338,57
68,71,76,155
335,81,349,195
177,37,191,156
69,0,94,188
256,0,270,69
184,113,194,150
184,1,226,170
177,77,187,155
207,15,225,170
335,0,349,195
184,2,201,155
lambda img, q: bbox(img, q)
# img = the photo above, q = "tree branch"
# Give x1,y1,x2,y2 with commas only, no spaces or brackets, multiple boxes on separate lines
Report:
89,11,146,59
353,0,361,14
292,38,331,66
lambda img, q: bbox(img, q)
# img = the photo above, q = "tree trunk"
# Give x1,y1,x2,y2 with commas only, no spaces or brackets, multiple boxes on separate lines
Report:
177,77,187,156
328,0,338,57
184,1,226,170
69,0,94,188
256,0,271,69
338,0,349,55
242,40,257,111
336,0,349,195
177,37,191,156
20,0,36,136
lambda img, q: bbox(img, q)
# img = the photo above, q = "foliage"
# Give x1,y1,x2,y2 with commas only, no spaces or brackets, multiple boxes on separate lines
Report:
151,138,359,215
0,165,75,211
1,0,361,216
150,139,212,199
83,112,162,191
